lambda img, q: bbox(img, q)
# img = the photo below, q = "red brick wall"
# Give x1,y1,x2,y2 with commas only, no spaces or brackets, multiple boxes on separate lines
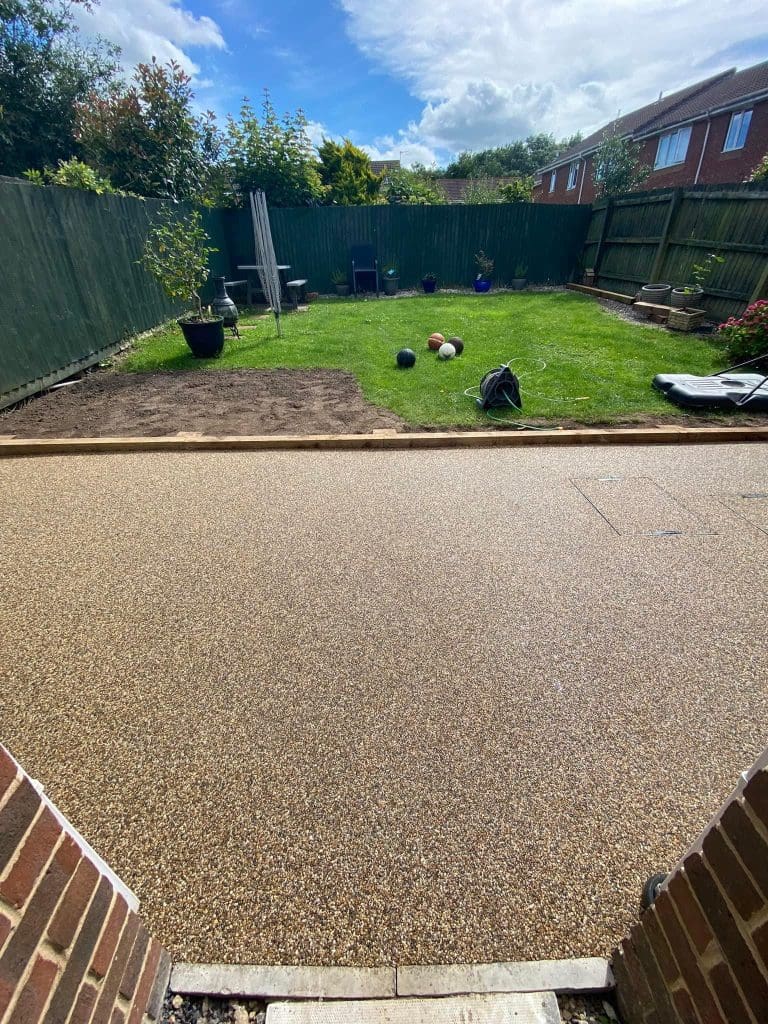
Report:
0,744,170,1024
613,750,768,1024
533,99,768,204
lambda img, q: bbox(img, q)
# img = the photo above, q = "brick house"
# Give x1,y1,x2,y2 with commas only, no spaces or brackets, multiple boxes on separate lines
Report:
534,60,768,204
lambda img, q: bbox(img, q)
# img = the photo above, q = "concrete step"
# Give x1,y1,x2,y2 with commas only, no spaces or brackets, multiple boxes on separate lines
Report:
266,992,560,1024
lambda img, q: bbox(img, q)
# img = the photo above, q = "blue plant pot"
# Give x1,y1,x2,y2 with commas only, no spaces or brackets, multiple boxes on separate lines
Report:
474,280,492,293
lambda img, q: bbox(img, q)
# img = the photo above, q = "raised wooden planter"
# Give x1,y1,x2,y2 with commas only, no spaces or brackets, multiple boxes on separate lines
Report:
668,307,706,331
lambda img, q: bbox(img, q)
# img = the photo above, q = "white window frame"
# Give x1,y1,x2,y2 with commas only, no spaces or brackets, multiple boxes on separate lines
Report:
566,161,579,190
549,170,557,192
723,109,752,152
654,126,692,169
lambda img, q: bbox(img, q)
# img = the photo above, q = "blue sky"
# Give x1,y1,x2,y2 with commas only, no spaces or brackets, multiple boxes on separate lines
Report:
75,0,768,169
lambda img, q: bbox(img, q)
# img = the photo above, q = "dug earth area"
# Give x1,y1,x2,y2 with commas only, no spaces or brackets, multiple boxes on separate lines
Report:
1,444,766,965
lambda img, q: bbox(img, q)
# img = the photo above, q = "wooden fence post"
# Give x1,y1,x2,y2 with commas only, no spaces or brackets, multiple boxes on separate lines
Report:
592,199,613,280
749,262,768,304
648,188,682,283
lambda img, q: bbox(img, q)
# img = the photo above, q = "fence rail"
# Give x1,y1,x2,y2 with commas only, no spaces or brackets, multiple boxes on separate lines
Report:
581,186,768,322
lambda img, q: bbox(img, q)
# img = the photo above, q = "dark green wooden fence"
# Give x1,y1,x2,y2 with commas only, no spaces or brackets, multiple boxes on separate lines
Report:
0,181,230,411
582,184,768,322
223,202,592,292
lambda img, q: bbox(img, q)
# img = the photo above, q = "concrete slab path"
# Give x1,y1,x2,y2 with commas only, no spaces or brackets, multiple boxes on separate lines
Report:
1,445,767,966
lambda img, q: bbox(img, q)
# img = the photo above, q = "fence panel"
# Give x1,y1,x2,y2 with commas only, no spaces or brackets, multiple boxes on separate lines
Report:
581,185,768,322
223,202,591,292
0,182,230,410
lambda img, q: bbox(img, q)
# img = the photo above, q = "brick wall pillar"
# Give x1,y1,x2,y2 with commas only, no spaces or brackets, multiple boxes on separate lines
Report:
613,746,768,1023
0,743,170,1024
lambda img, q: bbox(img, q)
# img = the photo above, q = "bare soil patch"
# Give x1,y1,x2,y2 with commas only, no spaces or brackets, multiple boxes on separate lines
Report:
0,370,407,438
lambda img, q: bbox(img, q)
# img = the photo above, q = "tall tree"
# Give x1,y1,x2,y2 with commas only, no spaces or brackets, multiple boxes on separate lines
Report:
444,133,583,179
224,91,325,207
0,0,118,176
317,138,379,205
592,126,650,199
75,58,220,202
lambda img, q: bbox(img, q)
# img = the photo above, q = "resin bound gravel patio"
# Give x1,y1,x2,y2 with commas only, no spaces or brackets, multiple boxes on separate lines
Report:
1,444,767,966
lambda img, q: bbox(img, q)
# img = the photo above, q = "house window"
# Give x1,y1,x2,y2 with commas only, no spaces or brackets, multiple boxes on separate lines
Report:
567,162,579,190
723,109,752,151
593,159,604,182
549,170,557,192
654,126,692,169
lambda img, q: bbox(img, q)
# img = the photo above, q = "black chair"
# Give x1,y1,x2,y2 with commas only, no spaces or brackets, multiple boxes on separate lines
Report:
351,244,379,298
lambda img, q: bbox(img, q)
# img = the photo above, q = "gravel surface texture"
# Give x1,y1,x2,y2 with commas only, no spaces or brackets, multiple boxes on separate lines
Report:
1,445,767,966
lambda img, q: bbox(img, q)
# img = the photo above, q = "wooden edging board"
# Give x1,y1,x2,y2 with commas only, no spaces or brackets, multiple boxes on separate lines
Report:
0,426,767,458
565,283,635,303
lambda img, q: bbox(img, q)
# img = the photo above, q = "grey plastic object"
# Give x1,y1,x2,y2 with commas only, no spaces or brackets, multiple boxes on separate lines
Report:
652,372,768,410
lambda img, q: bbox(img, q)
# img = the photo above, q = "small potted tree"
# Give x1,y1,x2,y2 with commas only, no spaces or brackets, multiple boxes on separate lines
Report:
382,263,399,295
142,207,224,358
473,250,494,292
421,271,437,294
331,269,350,296
671,253,725,308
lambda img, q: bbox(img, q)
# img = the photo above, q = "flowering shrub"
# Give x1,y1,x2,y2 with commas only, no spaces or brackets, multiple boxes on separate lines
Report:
717,300,768,369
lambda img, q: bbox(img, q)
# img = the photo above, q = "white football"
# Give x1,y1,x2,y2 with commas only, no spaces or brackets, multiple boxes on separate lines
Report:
438,342,456,360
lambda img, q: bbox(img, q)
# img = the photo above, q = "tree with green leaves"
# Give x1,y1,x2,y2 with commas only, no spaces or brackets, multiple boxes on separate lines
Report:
317,138,379,205
380,166,445,204
444,133,582,180
142,206,217,320
0,0,118,176
224,91,325,207
74,58,220,203
592,126,650,198
499,177,533,202
749,152,768,183
23,155,120,192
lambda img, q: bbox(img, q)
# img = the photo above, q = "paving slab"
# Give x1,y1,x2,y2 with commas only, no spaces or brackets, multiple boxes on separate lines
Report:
396,958,613,996
170,964,395,999
266,994,560,1024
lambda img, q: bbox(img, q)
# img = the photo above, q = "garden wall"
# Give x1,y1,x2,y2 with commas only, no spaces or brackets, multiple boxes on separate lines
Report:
0,180,230,411
0,742,171,1023
222,202,592,293
613,744,768,1024
581,183,768,323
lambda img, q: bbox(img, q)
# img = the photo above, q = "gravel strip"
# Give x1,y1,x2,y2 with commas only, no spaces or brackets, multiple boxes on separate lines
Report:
1,446,767,966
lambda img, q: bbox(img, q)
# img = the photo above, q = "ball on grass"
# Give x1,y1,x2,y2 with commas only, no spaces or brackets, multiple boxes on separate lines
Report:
427,332,445,351
438,342,457,360
396,348,416,368
448,336,464,355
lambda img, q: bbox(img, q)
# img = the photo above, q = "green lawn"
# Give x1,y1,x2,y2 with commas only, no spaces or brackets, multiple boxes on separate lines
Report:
121,291,725,426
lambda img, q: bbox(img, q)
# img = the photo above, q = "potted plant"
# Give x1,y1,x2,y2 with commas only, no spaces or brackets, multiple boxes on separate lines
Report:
382,263,399,295
640,282,672,305
331,269,350,296
511,262,528,290
421,272,437,294
473,250,493,292
671,253,725,308
142,207,224,358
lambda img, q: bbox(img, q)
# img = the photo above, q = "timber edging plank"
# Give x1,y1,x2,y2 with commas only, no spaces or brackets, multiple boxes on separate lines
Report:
1,427,767,458
566,283,635,303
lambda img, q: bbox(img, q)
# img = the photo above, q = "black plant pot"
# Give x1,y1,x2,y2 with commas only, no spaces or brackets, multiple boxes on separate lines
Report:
511,278,527,291
422,279,437,293
178,317,225,359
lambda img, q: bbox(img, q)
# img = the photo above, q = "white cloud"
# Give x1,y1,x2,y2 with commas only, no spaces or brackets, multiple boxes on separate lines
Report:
73,0,226,77
339,0,767,157
361,135,440,169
